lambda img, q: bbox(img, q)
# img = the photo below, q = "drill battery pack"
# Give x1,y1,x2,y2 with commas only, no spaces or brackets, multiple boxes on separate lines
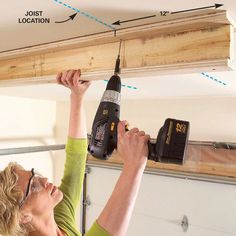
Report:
148,118,190,164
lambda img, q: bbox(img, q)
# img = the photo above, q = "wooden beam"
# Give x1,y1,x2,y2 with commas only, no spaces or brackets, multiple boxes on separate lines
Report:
87,143,236,179
0,10,234,84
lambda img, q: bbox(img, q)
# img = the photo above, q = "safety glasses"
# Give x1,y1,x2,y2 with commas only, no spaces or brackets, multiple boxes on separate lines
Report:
19,168,44,207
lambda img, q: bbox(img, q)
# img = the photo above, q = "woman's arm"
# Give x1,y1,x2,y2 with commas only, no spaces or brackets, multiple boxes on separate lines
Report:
96,121,150,236
56,69,91,138
54,69,91,235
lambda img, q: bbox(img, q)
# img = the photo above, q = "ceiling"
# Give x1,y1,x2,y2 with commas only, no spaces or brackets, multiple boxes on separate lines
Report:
1,0,236,52
0,0,236,101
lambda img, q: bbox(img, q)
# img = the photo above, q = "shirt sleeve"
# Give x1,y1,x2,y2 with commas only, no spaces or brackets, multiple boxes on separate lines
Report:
54,137,88,235
54,137,111,236
85,221,111,236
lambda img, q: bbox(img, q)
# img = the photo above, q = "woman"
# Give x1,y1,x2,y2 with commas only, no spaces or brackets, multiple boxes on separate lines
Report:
0,69,149,236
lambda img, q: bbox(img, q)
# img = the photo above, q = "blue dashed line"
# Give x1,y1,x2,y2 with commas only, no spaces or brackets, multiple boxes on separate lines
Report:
53,0,116,30
104,80,138,90
201,72,227,86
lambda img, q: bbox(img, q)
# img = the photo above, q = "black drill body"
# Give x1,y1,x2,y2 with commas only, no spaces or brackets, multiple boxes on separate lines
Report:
88,75,121,159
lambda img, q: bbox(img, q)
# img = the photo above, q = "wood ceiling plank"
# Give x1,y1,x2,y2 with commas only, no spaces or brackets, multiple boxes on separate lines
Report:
0,10,234,84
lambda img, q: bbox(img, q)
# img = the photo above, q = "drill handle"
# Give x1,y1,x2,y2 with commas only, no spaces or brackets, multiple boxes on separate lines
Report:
147,140,158,162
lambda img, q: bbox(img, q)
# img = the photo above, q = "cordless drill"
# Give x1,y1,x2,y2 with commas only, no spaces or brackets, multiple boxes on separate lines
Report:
88,42,190,164
88,74,121,160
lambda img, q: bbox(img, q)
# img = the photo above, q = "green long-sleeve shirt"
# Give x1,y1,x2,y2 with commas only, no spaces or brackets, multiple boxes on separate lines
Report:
54,137,110,236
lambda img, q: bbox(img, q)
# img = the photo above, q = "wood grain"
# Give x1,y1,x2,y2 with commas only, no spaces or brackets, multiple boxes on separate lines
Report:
87,144,236,178
0,10,233,82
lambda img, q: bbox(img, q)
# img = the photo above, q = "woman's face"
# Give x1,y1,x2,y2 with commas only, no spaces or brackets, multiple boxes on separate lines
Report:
15,168,63,217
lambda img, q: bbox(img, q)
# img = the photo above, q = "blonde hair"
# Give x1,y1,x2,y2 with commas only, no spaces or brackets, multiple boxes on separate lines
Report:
0,162,27,236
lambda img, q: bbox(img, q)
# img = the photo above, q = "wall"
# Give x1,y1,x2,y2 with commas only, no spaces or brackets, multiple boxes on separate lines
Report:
84,97,236,141
0,95,56,181
55,96,236,184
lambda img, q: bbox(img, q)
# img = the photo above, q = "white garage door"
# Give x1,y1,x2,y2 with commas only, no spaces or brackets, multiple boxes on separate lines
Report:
85,166,236,236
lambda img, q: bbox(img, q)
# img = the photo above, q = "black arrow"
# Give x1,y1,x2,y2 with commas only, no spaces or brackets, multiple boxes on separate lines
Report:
55,13,78,23
171,3,223,14
112,14,156,26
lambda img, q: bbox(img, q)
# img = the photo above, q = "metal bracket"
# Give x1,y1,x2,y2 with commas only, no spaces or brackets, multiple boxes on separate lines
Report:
83,196,91,207
85,166,91,174
181,215,189,232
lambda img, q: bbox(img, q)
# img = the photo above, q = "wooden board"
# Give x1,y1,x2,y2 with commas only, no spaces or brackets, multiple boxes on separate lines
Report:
87,144,236,179
0,10,234,84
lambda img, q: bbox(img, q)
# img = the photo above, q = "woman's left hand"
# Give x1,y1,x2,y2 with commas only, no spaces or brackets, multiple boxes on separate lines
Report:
56,69,91,98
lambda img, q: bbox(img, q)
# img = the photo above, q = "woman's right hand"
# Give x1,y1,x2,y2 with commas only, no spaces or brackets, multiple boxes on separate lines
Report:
117,121,150,170
56,69,91,99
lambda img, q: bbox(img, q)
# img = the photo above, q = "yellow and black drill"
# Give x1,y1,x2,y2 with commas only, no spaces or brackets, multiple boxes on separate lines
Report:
88,42,190,164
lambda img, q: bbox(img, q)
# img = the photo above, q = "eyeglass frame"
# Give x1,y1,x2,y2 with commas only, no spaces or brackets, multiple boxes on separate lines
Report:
19,168,43,208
